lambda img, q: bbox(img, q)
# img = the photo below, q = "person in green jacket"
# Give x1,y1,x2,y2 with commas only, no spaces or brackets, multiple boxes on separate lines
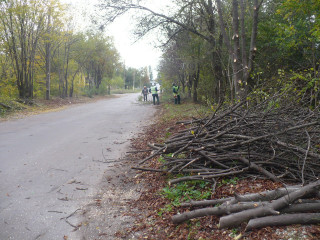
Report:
172,83,180,104
149,85,159,105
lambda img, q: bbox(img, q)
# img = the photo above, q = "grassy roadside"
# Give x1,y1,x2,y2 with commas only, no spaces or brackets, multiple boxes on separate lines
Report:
122,100,320,240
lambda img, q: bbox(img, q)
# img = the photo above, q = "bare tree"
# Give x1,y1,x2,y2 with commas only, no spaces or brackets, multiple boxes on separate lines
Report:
216,0,264,99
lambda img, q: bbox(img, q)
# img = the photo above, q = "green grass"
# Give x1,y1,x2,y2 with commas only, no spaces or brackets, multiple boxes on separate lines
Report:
158,181,211,217
160,101,212,123
161,181,212,206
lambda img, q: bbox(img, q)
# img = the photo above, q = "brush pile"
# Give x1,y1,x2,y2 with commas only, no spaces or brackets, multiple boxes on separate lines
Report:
133,96,320,229
136,98,320,185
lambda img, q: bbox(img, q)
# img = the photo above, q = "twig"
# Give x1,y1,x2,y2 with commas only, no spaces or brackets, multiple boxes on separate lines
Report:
301,131,311,185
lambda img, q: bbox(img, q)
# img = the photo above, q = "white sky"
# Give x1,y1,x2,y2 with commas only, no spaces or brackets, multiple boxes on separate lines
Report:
61,0,173,74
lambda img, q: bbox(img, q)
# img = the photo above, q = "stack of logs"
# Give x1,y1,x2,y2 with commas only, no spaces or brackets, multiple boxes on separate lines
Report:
134,98,320,229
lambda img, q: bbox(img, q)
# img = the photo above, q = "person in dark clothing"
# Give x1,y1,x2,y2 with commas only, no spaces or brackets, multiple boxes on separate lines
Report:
172,83,180,104
142,86,148,101
150,85,159,105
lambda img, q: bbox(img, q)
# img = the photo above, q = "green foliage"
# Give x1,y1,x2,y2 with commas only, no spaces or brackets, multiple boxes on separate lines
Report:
83,86,97,98
229,228,240,238
0,1,124,100
219,177,239,187
158,156,166,164
0,96,26,116
110,75,124,89
137,95,143,102
157,204,173,217
161,181,211,207
276,0,320,48
158,180,211,217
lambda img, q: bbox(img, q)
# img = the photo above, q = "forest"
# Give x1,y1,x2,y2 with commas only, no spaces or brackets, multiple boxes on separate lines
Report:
0,0,151,110
98,0,318,106
154,0,319,106
1,0,319,108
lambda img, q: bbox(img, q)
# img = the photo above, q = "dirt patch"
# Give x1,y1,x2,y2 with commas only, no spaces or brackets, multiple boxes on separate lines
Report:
77,158,144,239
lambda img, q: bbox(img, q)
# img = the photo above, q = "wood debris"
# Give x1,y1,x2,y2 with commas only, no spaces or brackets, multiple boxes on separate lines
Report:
133,96,320,230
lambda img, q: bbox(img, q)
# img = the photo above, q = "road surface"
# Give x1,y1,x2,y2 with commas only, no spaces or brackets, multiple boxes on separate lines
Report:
0,94,156,239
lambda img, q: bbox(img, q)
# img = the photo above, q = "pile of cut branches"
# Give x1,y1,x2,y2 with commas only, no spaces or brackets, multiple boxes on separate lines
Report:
135,97,320,185
133,96,320,230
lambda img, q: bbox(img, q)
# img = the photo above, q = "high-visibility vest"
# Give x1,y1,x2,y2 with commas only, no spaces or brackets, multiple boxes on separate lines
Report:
173,86,179,95
151,86,157,94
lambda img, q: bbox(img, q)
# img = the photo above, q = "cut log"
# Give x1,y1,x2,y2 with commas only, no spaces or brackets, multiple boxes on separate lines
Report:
218,180,320,228
246,213,320,231
225,186,300,205
172,202,266,224
281,203,320,214
180,186,300,207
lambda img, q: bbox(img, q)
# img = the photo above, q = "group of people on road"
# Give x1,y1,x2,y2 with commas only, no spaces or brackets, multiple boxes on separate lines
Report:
141,85,159,105
141,82,180,105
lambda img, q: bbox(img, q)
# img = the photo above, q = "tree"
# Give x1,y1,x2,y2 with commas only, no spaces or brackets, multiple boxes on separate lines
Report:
216,0,264,99
81,34,120,92
45,6,51,100
276,0,320,74
0,0,47,98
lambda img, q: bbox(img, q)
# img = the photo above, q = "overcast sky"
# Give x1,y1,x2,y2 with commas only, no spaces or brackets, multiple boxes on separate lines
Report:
61,0,173,74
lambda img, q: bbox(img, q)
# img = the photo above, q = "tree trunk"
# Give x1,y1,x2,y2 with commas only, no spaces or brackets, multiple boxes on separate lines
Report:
205,0,224,102
193,64,200,103
246,0,262,89
64,43,70,98
232,0,245,100
45,9,51,100
187,71,192,99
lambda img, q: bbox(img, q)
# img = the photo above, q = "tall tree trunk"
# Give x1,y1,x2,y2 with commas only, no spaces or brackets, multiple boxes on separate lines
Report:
193,63,200,103
64,43,70,98
188,72,192,99
240,0,248,90
205,0,224,102
246,0,262,89
232,0,244,99
69,68,79,97
45,9,51,100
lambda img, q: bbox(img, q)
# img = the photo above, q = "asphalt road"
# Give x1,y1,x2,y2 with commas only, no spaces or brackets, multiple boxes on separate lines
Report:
0,94,156,240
